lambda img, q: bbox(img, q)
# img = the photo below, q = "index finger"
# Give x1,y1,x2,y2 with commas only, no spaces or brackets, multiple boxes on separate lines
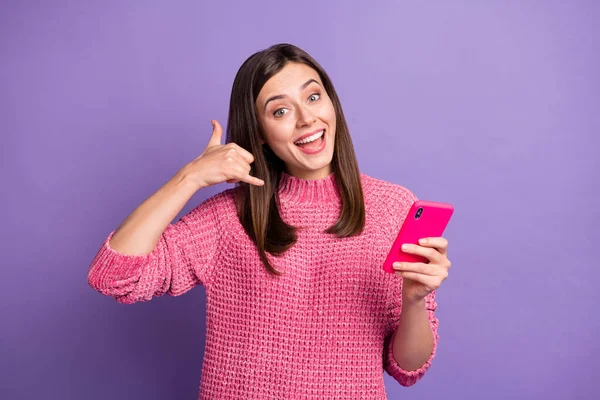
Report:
418,237,448,249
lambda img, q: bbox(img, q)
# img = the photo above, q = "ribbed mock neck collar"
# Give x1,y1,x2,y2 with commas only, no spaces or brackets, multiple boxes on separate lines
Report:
276,170,341,205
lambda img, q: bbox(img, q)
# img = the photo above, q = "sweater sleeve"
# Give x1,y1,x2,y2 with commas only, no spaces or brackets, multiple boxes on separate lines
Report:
87,192,225,304
380,183,440,386
383,290,440,386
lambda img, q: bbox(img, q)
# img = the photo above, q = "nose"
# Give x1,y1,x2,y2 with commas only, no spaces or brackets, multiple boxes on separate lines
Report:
296,104,317,128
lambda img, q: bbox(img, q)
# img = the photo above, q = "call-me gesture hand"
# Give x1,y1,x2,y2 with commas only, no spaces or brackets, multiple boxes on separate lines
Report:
180,120,265,190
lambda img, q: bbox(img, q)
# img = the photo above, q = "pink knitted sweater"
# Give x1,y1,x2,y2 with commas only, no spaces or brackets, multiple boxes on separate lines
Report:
87,171,439,399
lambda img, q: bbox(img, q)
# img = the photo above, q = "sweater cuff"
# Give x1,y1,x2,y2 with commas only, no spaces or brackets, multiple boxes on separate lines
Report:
87,230,156,295
384,309,439,387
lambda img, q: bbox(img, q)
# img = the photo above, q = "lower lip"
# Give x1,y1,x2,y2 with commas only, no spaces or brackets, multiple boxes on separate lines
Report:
295,131,326,155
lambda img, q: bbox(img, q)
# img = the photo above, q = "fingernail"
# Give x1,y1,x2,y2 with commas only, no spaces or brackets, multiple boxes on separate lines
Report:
393,262,402,270
420,238,428,244
402,244,409,251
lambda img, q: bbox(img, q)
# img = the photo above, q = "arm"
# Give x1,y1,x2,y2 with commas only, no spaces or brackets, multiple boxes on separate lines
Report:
87,173,224,304
108,173,199,256
380,184,440,385
393,294,435,371
383,290,439,386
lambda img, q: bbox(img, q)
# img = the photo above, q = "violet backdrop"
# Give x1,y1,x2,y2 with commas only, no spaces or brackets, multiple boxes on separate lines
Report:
1,1,598,399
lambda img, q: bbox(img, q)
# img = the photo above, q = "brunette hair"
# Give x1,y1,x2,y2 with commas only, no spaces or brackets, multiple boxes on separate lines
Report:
226,43,365,276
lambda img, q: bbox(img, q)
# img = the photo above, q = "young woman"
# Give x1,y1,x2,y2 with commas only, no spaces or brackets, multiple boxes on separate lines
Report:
88,43,452,399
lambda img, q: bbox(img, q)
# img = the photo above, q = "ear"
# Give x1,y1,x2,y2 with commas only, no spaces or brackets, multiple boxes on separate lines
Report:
255,123,265,146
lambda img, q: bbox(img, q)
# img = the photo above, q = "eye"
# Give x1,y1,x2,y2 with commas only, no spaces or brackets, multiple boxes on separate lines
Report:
273,108,288,117
308,93,320,102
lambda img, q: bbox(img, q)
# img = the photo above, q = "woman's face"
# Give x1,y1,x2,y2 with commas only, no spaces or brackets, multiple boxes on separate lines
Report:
255,62,336,180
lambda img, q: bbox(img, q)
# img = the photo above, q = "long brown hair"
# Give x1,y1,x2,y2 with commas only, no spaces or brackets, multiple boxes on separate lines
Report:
225,43,365,276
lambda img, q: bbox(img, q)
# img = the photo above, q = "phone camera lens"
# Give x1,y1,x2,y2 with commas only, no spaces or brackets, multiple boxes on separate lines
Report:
415,207,423,219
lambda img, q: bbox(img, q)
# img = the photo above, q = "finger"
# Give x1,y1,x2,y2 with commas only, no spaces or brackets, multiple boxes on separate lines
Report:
418,237,448,254
402,243,444,264
395,271,442,288
392,262,443,276
224,151,250,175
228,143,256,165
207,120,223,147
224,148,255,175
239,173,265,186
225,156,264,186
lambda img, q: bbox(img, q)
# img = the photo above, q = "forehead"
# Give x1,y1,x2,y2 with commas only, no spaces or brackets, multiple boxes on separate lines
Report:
258,62,321,99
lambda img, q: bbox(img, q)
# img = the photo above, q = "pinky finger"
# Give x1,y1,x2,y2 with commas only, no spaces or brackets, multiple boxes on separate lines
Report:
230,162,264,186
242,174,265,186
396,271,438,287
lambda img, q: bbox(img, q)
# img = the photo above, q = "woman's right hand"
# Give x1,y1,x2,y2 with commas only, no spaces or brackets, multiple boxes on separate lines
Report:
179,120,265,190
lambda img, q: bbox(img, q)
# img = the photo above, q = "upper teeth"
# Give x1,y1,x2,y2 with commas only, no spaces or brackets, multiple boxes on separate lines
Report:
295,130,324,144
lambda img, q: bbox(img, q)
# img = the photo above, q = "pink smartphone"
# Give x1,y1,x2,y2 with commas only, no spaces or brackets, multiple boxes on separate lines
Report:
382,200,454,274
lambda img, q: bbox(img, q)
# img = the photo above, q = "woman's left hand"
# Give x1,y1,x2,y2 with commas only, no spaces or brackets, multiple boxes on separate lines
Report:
392,237,451,304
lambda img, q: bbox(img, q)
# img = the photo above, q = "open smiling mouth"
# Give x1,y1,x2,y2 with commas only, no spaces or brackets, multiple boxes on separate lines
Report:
294,129,326,153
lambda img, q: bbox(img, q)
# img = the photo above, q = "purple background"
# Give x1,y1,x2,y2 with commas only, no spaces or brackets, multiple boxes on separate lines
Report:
1,1,598,399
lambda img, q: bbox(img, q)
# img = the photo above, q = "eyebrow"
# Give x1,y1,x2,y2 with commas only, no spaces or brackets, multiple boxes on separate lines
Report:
263,78,321,112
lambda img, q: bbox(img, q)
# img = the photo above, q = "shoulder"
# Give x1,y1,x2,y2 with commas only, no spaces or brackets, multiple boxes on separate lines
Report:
186,187,238,224
359,172,418,207
204,187,238,207
359,173,418,236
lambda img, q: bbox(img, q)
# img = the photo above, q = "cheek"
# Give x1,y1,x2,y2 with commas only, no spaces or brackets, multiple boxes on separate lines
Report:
263,122,293,147
322,100,336,123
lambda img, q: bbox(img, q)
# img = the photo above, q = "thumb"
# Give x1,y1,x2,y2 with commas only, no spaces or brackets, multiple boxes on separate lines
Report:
207,120,223,147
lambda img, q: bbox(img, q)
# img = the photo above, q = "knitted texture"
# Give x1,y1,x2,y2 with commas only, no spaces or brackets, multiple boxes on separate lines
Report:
87,171,439,399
